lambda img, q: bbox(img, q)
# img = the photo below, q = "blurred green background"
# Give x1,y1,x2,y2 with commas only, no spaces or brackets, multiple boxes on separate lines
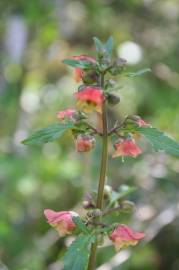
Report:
0,0,179,269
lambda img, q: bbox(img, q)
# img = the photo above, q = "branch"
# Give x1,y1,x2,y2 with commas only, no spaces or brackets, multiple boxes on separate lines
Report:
108,117,127,135
85,122,103,136
102,204,123,216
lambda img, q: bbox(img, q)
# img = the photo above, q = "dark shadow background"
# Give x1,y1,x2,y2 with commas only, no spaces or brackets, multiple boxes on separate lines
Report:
0,0,179,269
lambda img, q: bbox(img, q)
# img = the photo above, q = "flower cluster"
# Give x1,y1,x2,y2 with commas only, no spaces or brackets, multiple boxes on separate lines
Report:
23,36,177,269
56,63,150,156
44,209,145,251
43,37,148,265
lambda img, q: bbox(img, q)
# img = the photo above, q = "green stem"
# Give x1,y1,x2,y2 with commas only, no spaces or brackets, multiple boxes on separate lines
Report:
87,74,108,270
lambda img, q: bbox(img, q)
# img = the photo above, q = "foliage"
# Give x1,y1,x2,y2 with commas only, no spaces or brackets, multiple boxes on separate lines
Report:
136,126,179,156
22,123,74,145
64,235,95,270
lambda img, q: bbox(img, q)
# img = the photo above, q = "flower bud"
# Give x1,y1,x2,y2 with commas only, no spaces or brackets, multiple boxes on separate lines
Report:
75,134,96,152
106,93,120,106
82,70,98,84
72,55,96,83
44,209,78,236
57,109,76,121
116,57,127,68
121,200,135,212
97,47,108,59
82,194,95,209
104,185,113,197
109,58,127,75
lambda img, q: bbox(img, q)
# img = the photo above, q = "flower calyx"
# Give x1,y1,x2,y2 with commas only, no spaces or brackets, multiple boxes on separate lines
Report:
106,92,120,106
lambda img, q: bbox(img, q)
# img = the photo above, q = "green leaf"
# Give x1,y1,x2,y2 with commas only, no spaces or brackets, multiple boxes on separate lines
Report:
135,126,179,156
93,36,113,57
64,235,94,270
93,37,104,52
22,123,74,145
117,185,137,198
62,59,94,69
110,185,136,205
126,68,151,77
72,216,90,234
105,36,113,56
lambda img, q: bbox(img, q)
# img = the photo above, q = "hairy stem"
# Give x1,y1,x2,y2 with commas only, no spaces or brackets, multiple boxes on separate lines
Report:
102,204,123,216
87,74,108,270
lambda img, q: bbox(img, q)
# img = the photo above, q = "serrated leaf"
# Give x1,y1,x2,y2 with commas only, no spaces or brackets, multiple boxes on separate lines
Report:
93,37,104,52
64,235,94,270
126,68,151,77
135,126,179,156
22,123,74,145
62,59,94,69
72,216,90,234
105,36,113,56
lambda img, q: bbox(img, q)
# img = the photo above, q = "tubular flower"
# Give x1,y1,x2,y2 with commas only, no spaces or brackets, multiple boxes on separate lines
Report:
112,138,142,158
57,109,76,121
73,55,96,83
75,86,104,113
75,134,96,152
109,224,145,251
136,118,150,127
44,209,78,236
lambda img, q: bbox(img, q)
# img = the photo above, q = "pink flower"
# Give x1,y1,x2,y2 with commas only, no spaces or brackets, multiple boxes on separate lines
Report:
75,86,104,113
136,118,150,127
109,224,145,251
75,134,95,152
57,109,76,121
44,209,78,236
112,139,142,158
73,55,96,83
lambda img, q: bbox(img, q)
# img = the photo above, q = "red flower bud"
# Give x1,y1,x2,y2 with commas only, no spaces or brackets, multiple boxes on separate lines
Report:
72,55,96,83
75,134,96,152
44,209,78,236
57,109,76,121
112,139,142,158
136,118,150,127
75,86,104,113
109,224,145,251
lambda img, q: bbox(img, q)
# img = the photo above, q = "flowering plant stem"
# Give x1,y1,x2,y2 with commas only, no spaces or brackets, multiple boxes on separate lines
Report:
87,73,108,270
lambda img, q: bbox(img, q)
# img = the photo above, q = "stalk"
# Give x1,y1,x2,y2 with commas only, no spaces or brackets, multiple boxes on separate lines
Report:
87,74,108,270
